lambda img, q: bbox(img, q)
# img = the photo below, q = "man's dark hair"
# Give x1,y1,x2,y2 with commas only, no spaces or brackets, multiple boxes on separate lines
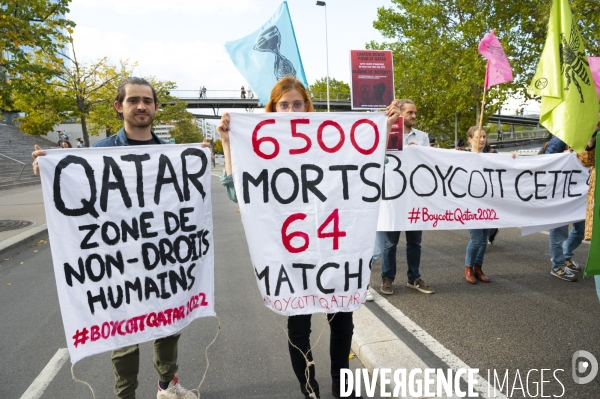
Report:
114,77,158,120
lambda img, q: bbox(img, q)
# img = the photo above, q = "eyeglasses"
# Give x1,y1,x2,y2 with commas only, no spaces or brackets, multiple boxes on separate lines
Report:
276,101,305,111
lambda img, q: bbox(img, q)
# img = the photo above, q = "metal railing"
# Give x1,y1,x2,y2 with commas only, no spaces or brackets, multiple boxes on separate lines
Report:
0,153,27,181
168,89,350,101
487,128,549,142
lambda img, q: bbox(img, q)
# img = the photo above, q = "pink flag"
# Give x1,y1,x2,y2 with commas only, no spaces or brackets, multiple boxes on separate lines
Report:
588,57,600,99
478,30,513,89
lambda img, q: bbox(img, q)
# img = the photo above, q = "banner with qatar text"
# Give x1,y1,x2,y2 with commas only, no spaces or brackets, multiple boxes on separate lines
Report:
229,113,386,316
377,146,589,231
38,145,215,363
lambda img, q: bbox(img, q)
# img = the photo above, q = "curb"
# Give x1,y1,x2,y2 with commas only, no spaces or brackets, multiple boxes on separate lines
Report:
351,293,428,397
0,223,48,257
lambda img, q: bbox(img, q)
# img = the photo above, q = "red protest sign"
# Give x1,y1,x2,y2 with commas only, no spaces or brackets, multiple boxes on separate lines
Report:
350,50,395,110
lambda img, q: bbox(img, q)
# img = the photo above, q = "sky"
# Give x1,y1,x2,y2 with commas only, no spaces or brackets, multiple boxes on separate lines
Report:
66,0,540,116
67,0,394,96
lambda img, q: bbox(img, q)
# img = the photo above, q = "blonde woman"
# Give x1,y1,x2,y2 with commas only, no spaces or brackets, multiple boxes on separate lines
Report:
464,126,493,284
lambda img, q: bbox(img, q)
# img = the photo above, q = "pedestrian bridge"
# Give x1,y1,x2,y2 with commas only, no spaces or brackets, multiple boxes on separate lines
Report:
167,90,352,118
170,90,547,146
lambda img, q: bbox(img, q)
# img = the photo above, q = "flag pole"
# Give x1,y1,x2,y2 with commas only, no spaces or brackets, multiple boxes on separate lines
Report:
475,64,489,153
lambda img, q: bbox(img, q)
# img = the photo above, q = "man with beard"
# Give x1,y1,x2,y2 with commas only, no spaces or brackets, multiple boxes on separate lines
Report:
377,99,434,296
31,77,198,399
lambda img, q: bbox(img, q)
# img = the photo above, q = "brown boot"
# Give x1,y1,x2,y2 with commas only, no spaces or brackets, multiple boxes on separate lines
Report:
473,264,490,282
464,266,476,284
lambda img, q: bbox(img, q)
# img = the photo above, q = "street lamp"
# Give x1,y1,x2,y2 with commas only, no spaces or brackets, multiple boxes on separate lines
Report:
316,1,330,112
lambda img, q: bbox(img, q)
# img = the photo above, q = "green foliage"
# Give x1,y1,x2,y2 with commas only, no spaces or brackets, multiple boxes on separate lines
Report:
309,77,350,101
213,139,223,154
0,0,75,109
12,40,191,146
170,117,203,144
370,0,600,147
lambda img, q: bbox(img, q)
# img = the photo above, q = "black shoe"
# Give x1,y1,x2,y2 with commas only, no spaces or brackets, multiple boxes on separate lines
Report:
488,228,499,244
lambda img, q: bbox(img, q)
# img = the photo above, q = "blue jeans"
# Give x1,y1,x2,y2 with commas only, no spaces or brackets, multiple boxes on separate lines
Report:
372,231,385,262
549,221,585,269
465,229,490,267
379,231,422,282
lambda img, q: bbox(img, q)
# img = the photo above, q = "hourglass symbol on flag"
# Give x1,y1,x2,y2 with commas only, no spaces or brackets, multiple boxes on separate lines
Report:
254,26,297,80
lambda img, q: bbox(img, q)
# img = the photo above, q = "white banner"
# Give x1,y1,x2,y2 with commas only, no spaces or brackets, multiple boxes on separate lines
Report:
377,146,589,231
38,145,215,363
230,113,386,316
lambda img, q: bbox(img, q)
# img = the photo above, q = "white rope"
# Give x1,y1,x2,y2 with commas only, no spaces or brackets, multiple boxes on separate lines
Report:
271,312,337,398
70,363,97,399
192,315,221,399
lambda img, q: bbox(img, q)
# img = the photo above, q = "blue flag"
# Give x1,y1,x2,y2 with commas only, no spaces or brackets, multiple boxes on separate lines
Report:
225,1,308,106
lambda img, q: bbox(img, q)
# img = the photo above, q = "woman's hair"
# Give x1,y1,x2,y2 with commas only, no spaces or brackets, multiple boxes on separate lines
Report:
60,140,72,148
467,126,486,139
265,77,314,113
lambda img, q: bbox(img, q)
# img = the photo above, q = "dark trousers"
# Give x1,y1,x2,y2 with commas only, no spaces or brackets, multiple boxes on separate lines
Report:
287,312,354,397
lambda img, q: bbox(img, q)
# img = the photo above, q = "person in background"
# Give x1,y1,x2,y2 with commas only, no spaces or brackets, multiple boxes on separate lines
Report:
57,131,68,146
456,139,466,151
378,99,435,296
248,87,254,99
463,126,493,284
217,76,401,399
59,140,72,148
544,135,586,282
582,116,598,242
76,138,85,148
240,85,246,99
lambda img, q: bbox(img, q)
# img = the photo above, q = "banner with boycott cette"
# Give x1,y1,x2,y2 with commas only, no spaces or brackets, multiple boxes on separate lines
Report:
377,146,589,231
229,112,386,316
38,145,215,363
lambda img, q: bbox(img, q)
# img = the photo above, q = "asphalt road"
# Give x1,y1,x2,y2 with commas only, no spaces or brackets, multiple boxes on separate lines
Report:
1,176,375,399
368,227,600,398
3,175,600,398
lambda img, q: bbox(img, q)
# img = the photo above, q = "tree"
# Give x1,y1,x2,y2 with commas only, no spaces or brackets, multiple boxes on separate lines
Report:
170,117,203,144
13,39,191,146
12,41,134,146
0,0,75,109
369,0,600,147
309,77,350,101
213,139,223,155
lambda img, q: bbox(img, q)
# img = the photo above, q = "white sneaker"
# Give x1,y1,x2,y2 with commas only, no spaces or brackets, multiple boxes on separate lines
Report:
365,290,374,302
157,377,198,399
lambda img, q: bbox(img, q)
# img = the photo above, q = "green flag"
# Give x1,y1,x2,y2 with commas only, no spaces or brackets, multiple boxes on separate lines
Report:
529,0,599,152
584,152,599,277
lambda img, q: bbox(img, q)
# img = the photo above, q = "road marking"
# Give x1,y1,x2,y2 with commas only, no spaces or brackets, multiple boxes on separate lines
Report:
20,348,69,399
370,290,508,398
